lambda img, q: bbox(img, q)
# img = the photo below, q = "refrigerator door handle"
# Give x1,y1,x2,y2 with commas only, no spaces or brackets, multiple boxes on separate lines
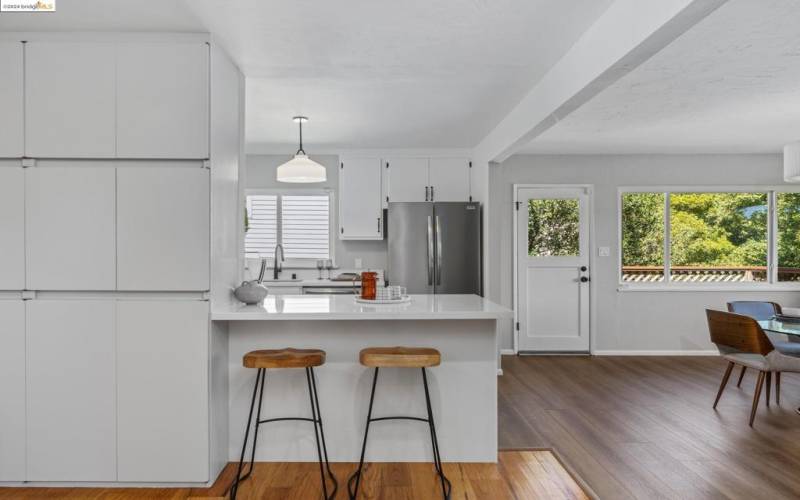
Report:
427,215,434,286
435,215,443,286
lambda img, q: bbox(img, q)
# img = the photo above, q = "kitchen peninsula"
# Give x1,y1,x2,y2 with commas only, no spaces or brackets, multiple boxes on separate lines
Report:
212,293,511,463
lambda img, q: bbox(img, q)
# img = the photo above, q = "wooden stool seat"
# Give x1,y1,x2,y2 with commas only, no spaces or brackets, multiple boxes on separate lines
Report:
359,347,441,368
243,348,325,369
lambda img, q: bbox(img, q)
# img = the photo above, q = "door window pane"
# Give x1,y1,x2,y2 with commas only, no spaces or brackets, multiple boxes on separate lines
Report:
621,193,665,282
777,193,800,282
669,193,767,283
527,199,579,257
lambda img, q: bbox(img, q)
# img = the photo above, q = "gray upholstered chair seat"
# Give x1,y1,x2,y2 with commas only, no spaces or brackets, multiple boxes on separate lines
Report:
721,349,800,372
773,341,800,356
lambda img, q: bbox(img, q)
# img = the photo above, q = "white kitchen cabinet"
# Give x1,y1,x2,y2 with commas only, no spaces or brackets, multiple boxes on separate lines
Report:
0,166,25,290
0,301,25,481
26,300,116,481
117,300,209,482
26,164,116,290
339,157,383,239
386,158,429,202
116,42,209,159
428,158,471,202
117,165,210,290
25,42,116,158
0,43,23,157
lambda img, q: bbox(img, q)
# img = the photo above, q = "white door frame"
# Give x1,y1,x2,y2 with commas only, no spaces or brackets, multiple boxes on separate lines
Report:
512,183,596,354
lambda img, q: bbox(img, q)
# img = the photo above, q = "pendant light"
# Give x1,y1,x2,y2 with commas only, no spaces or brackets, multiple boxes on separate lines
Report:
277,116,327,183
784,141,800,182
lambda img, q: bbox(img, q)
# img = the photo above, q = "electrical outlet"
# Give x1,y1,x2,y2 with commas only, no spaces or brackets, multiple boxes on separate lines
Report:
598,247,610,257
354,258,363,269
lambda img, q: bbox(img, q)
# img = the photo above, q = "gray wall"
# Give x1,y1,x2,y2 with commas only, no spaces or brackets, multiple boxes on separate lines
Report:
246,154,388,270
489,154,800,353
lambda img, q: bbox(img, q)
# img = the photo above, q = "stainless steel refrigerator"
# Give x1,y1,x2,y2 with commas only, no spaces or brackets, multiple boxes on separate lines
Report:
387,202,482,295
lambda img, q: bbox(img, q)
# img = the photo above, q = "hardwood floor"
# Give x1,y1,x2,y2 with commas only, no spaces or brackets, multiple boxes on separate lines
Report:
0,451,588,499
499,355,800,500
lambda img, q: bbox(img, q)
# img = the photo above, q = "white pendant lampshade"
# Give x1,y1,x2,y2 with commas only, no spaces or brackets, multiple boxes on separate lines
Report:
277,116,326,183
784,141,800,182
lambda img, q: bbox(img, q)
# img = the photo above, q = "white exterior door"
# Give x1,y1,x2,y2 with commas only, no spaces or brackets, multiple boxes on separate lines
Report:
517,187,591,352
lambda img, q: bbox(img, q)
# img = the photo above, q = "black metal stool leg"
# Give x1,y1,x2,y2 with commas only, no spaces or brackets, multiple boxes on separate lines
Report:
348,367,379,500
231,368,266,500
306,367,337,500
422,367,451,500
309,367,338,499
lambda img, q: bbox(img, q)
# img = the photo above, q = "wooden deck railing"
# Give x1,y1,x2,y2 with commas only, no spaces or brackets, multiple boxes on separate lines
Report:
621,266,800,283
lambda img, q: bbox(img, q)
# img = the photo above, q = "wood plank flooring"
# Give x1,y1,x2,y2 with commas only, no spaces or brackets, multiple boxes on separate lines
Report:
499,355,800,500
0,451,588,499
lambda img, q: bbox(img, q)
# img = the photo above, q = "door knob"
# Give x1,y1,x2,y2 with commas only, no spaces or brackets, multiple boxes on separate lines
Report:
580,266,587,272
580,276,590,283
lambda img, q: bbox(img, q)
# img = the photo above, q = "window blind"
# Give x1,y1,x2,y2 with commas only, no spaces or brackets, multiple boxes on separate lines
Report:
245,195,277,257
244,193,330,260
281,195,330,259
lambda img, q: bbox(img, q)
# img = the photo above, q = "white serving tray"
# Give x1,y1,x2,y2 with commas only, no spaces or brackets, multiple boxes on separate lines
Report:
354,295,412,305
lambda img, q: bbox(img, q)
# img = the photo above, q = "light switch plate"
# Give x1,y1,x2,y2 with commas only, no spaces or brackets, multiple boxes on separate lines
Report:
598,246,611,257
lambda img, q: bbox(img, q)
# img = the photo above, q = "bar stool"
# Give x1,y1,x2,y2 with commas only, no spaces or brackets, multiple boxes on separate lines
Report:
348,347,451,500
230,348,337,500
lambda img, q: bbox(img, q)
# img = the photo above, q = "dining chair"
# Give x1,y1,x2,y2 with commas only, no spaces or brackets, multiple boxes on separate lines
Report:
726,301,800,397
707,309,800,426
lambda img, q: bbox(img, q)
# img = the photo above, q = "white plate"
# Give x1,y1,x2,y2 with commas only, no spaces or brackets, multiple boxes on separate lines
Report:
354,295,412,305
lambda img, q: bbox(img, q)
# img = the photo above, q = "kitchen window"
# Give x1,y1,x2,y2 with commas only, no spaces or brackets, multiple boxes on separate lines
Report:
619,188,800,288
245,190,333,264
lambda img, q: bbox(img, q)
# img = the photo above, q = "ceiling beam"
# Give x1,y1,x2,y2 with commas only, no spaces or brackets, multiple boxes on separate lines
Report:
472,0,728,164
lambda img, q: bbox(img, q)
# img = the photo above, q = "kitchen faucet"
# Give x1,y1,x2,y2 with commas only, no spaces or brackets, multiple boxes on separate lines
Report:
273,244,285,280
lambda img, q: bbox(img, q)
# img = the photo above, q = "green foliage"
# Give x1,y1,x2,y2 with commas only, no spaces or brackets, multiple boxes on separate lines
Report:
528,199,579,256
622,192,773,268
621,193,664,266
778,193,800,268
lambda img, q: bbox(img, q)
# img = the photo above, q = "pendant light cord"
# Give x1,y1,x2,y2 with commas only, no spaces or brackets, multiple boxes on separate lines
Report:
297,119,305,155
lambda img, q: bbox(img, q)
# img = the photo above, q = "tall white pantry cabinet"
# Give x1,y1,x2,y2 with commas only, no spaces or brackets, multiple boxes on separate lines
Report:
0,34,243,486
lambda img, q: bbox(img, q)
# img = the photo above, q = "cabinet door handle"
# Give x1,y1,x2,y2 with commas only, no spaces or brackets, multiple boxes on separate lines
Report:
377,216,381,232
425,186,429,201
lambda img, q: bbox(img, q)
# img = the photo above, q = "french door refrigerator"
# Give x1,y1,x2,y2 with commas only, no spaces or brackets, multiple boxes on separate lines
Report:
387,202,482,295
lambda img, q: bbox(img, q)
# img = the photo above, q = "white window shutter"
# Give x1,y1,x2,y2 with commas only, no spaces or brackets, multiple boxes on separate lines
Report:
281,195,330,259
245,195,277,257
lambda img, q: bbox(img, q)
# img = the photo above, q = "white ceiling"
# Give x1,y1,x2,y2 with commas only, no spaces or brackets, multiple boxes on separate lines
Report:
520,0,800,155
185,0,614,151
0,0,204,32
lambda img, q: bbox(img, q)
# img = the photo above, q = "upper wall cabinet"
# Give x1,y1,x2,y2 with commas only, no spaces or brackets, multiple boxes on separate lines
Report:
386,158,430,203
428,158,471,202
25,42,117,158
117,165,210,290
386,157,471,203
339,157,383,240
116,43,209,159
25,164,117,290
0,165,25,290
0,43,23,158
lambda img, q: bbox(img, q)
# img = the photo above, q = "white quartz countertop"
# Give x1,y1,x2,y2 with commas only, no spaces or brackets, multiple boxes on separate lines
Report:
212,294,512,321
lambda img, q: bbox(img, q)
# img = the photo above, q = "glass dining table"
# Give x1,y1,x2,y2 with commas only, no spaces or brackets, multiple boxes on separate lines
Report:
758,318,800,415
758,318,800,338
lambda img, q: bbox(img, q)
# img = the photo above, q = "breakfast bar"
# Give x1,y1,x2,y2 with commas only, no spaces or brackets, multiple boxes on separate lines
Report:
212,294,511,464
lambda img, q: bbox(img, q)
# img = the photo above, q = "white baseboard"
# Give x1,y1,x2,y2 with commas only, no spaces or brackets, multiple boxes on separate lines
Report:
593,350,718,356
499,349,516,356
